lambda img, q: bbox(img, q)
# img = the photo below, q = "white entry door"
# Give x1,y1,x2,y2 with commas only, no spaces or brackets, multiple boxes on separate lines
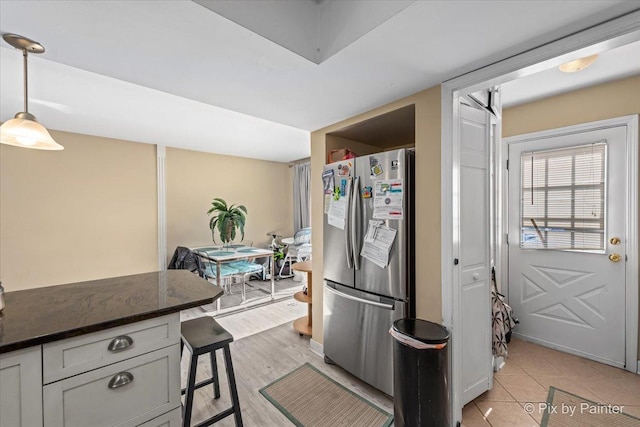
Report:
460,103,493,405
508,124,627,367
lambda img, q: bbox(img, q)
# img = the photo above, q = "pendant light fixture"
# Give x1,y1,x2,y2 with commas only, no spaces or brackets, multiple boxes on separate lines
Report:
0,33,63,150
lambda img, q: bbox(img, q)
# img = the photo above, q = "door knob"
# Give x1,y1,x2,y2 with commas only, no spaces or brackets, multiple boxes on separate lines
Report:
609,253,622,262
610,237,621,245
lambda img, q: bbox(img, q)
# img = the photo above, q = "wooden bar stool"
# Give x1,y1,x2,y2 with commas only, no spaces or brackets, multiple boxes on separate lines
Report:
180,316,243,427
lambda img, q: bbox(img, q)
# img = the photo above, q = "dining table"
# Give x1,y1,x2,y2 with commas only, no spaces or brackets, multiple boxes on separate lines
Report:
191,244,275,311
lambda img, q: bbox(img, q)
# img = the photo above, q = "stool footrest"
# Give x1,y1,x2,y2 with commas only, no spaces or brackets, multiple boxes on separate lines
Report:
194,407,236,427
181,378,218,396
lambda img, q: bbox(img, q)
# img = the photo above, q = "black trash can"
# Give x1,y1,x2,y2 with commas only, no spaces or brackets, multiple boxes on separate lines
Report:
390,318,450,427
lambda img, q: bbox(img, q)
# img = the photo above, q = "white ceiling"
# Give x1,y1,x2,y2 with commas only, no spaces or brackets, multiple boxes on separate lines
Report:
501,39,640,107
194,0,415,64
1,1,639,162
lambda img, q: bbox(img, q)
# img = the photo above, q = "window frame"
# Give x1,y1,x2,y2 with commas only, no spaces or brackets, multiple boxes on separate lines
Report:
519,141,607,253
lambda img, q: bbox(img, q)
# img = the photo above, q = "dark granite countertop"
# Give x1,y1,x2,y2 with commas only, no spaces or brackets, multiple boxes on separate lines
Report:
0,270,223,354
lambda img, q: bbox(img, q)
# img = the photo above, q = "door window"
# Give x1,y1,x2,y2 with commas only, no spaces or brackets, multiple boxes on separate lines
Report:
520,142,606,251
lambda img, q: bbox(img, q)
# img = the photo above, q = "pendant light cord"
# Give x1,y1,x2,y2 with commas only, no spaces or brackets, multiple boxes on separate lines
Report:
22,48,29,113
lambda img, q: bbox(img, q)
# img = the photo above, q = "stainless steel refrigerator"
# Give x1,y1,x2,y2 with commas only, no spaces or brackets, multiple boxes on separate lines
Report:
323,148,414,396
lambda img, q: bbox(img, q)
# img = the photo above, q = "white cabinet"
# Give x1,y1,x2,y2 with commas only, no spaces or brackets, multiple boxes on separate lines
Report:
0,346,43,427
1,312,181,427
42,313,181,427
43,315,179,384
43,345,180,427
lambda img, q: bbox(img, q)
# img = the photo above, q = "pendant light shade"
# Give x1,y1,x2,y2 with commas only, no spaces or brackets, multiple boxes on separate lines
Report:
0,33,63,150
1,115,63,150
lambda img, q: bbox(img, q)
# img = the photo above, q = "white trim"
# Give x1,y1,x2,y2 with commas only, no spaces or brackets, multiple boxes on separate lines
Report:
624,115,639,374
309,338,324,358
444,11,640,96
637,360,640,375
440,85,458,424
157,145,167,271
442,11,640,426
494,107,508,298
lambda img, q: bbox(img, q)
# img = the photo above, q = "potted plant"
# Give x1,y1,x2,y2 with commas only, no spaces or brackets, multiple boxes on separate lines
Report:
207,198,247,246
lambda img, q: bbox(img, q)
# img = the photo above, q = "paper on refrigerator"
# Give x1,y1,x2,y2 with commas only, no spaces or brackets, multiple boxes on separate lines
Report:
327,176,350,230
327,197,347,229
361,221,396,268
324,194,332,214
373,179,404,220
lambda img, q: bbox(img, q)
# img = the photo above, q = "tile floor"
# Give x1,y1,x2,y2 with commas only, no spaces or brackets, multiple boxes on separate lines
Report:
463,338,640,426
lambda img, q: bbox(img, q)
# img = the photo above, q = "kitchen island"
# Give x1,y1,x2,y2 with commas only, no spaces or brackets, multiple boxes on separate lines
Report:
0,270,223,427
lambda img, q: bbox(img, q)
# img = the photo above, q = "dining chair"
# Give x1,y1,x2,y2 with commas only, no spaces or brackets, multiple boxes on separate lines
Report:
278,228,312,279
226,241,264,302
191,248,240,294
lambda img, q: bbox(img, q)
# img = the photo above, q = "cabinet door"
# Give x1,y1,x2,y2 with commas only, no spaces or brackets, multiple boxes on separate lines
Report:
0,346,43,427
43,345,180,427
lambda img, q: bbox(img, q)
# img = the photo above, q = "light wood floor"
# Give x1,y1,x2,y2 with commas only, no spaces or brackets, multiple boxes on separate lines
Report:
178,312,393,426
181,299,640,426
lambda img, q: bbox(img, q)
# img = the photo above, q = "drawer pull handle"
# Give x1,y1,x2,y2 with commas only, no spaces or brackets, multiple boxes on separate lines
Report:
108,372,134,389
108,335,134,352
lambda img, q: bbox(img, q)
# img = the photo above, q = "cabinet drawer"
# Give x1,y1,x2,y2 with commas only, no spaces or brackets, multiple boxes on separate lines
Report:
43,313,179,384
137,408,181,427
43,344,181,427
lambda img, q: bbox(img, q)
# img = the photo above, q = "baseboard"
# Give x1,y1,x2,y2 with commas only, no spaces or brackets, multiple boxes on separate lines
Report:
637,360,640,375
309,338,324,358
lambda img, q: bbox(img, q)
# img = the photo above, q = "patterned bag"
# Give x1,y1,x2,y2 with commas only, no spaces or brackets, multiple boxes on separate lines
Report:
491,268,518,357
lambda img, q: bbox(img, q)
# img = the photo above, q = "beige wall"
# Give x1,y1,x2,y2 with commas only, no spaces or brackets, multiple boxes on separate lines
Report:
165,148,293,258
0,130,158,291
503,74,640,361
311,85,442,343
503,75,640,137
0,133,295,292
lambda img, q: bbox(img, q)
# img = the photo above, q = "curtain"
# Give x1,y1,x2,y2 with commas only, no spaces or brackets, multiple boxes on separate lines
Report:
293,163,311,232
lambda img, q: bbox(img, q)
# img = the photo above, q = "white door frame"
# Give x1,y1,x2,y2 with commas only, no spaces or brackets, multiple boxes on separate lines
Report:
441,10,640,426
501,115,638,369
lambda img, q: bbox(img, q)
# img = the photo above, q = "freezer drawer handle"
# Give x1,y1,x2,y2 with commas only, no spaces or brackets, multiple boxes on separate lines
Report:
325,285,394,310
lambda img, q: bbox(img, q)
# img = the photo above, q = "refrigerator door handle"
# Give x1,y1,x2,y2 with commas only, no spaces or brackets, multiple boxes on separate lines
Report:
351,176,362,270
344,177,353,269
325,285,395,310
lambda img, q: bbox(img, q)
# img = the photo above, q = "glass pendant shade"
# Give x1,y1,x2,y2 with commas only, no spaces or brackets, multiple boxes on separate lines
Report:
1,33,63,150
1,114,63,150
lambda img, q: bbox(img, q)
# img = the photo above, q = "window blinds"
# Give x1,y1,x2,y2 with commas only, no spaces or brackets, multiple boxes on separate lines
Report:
520,142,606,251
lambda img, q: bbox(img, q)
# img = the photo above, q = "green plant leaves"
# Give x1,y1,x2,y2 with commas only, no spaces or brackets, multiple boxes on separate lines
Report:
208,198,247,243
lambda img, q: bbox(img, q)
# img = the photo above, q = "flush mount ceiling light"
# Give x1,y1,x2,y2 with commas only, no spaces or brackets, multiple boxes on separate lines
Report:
558,54,599,73
0,33,63,150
